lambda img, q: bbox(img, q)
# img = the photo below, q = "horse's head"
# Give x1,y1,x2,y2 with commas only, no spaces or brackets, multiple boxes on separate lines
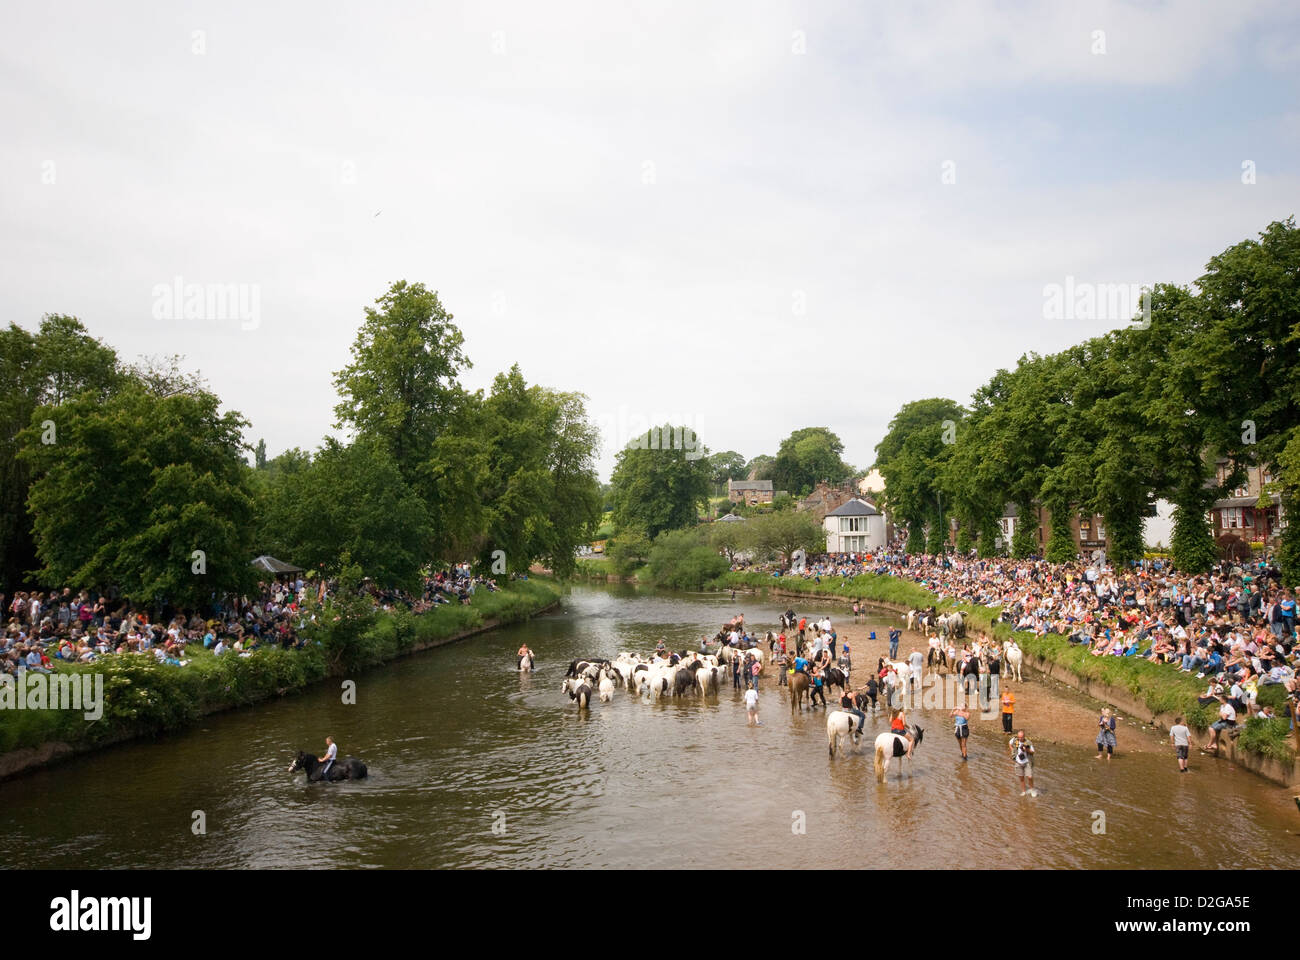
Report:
288,751,309,773
912,726,925,746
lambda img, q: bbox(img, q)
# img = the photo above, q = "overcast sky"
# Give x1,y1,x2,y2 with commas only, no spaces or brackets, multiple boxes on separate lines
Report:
3,1,1298,480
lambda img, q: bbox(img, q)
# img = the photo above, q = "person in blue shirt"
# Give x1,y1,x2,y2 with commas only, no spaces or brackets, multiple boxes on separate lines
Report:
793,656,810,675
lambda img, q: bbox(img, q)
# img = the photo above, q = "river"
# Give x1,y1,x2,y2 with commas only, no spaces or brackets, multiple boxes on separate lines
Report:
2,583,1295,868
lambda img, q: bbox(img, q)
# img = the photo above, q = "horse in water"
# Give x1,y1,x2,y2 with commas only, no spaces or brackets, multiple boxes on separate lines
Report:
826,709,869,757
789,671,811,713
288,751,368,782
1003,640,1024,682
873,726,924,781
518,651,534,672
820,666,849,696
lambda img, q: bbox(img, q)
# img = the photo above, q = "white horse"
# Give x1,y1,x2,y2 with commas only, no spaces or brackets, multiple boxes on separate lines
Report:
826,710,868,757
938,611,964,639
598,670,615,703
873,726,924,781
1003,640,1024,682
518,651,534,672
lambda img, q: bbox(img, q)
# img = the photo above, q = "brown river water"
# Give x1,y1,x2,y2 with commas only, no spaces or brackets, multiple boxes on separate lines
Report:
1,583,1296,869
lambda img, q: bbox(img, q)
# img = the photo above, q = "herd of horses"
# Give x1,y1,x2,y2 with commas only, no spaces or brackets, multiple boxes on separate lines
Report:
285,604,1027,785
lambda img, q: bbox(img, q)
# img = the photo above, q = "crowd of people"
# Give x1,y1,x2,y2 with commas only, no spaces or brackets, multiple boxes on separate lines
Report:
0,564,513,678
745,539,1298,761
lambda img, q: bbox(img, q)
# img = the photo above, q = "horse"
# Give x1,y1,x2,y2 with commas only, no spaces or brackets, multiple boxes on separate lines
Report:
958,656,980,696
561,677,593,708
826,709,869,757
288,751,368,782
820,666,849,696
938,611,965,639
518,651,534,672
873,726,924,781
598,669,615,702
780,612,798,631
789,671,811,713
926,642,949,676
1003,640,1024,682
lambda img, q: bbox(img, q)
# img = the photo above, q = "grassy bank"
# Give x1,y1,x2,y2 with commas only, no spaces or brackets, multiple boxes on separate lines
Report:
722,571,1295,763
0,579,559,757
573,557,645,581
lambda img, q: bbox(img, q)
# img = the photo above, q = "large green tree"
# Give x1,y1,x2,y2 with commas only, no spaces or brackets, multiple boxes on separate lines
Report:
333,280,470,486
0,315,122,591
609,424,712,539
254,438,432,591
771,427,852,496
19,376,256,609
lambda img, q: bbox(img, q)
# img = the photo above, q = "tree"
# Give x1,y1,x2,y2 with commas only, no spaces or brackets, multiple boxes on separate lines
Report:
744,454,775,481
466,365,601,578
772,427,852,496
608,424,712,539
708,450,748,496
19,376,257,609
254,438,267,470
874,399,965,555
254,437,433,592
709,518,751,564
333,280,470,485
0,315,122,591
750,510,826,566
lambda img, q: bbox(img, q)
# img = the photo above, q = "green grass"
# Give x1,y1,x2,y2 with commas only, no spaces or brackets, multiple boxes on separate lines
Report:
0,579,559,756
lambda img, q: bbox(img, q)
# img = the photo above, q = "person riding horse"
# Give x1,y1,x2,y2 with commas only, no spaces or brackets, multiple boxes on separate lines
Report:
889,709,916,758
839,689,867,736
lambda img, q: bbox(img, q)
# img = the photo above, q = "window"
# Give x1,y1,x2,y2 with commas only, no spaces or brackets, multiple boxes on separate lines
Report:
1096,520,1106,539
1079,517,1091,533
1222,507,1253,529
840,516,867,533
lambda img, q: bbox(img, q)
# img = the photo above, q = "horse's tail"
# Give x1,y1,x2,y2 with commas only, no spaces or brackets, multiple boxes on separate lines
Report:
828,721,836,757
874,743,885,780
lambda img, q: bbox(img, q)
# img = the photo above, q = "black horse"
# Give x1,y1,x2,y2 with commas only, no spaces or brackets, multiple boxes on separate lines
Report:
289,750,368,782
820,666,849,696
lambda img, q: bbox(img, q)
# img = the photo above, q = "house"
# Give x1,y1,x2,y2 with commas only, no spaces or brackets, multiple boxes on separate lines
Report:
1210,460,1284,547
824,498,887,554
727,479,773,505
798,481,860,520
715,512,746,524
996,503,1108,557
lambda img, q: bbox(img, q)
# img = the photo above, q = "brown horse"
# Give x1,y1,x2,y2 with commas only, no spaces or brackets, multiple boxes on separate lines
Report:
790,671,810,713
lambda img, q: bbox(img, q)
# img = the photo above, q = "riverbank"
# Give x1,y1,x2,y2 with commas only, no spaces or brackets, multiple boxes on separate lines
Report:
0,579,561,782
721,570,1300,786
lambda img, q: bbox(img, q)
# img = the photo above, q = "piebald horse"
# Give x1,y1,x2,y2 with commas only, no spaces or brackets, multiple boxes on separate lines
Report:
826,709,869,757
518,652,534,672
873,726,924,781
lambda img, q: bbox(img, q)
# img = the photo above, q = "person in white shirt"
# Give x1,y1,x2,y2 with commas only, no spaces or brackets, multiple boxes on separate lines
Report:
744,687,760,726
1207,697,1237,751
320,736,338,778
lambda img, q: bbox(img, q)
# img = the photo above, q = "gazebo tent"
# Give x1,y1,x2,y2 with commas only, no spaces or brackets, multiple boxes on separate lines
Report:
250,555,304,575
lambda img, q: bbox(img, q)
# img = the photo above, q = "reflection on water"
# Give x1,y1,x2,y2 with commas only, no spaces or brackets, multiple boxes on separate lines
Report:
0,584,1294,869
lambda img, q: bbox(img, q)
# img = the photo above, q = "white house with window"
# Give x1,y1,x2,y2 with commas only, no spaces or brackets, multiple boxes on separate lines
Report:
824,498,886,554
